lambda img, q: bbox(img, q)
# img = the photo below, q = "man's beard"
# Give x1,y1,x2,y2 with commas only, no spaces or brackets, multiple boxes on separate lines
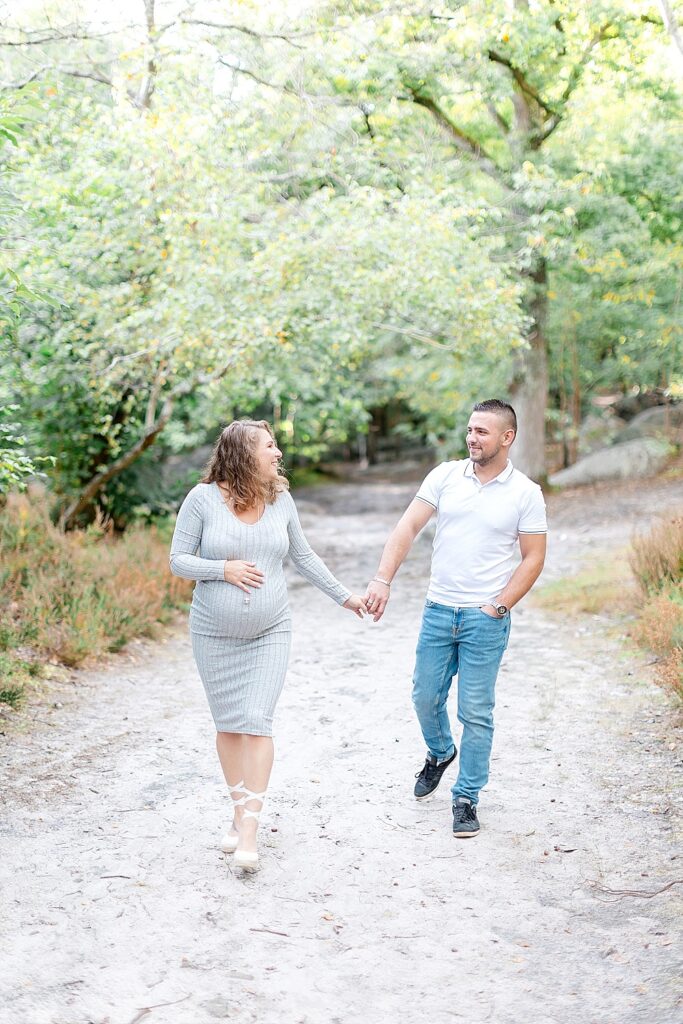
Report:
470,445,501,467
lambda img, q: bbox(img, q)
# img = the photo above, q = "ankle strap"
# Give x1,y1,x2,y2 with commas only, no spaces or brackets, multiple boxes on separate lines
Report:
233,786,267,821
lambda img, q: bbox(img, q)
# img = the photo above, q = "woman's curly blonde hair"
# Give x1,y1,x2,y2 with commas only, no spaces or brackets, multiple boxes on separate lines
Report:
202,420,289,512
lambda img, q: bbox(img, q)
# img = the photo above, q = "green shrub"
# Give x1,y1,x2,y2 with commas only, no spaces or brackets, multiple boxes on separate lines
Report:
0,685,24,709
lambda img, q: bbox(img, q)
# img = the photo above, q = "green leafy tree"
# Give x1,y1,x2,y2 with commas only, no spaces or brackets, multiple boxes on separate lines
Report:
549,117,683,455
2,0,680,519
227,0,680,477
2,4,524,524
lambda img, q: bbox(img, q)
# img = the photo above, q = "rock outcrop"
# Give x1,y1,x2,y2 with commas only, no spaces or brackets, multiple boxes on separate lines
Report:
549,438,670,488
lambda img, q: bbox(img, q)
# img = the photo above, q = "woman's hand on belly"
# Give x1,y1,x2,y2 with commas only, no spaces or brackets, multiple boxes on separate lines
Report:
223,560,265,593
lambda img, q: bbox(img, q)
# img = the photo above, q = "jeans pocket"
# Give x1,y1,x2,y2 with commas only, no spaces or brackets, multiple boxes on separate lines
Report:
477,606,505,622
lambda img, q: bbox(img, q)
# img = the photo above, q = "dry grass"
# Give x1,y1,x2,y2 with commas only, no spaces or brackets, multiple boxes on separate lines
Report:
629,589,683,694
535,515,682,699
628,511,683,697
533,555,635,616
631,590,683,652
630,515,683,596
0,489,191,708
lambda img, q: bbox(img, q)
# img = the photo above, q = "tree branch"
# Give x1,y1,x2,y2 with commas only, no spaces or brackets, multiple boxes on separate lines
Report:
487,49,559,118
1,68,46,90
0,56,143,108
60,67,114,88
371,321,450,349
145,364,167,431
216,58,357,108
217,57,301,97
658,0,683,65
407,89,510,188
0,29,121,47
137,0,158,109
558,23,613,105
59,347,248,529
56,64,144,109
359,104,406,193
181,17,311,49
529,22,613,148
104,346,160,374
59,399,175,529
485,99,510,134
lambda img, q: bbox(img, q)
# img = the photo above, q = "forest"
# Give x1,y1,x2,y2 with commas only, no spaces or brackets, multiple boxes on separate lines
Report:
1,12,682,1019
1,0,681,529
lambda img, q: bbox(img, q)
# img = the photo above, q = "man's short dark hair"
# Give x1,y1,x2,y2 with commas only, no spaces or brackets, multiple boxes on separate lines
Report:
472,399,517,434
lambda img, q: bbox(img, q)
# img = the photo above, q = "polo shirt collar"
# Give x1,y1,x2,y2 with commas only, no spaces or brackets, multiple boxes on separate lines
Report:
464,459,514,484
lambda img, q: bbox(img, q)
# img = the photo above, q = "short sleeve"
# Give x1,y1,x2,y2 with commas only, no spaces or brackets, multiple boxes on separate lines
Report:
416,462,450,509
518,485,547,534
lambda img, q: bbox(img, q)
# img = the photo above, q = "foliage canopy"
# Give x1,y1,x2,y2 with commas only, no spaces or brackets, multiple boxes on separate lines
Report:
1,1,681,522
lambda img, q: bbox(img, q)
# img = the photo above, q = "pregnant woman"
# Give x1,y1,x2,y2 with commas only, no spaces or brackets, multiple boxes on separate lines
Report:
170,420,366,872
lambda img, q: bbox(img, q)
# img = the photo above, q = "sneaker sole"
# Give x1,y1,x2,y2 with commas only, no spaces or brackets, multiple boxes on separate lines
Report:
414,789,440,801
452,830,479,838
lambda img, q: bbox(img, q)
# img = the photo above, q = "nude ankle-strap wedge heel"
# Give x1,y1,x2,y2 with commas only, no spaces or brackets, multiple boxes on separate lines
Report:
232,786,266,872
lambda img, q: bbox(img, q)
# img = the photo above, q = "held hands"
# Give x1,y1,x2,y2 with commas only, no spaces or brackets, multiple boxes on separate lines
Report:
343,594,368,619
364,579,390,622
224,560,265,593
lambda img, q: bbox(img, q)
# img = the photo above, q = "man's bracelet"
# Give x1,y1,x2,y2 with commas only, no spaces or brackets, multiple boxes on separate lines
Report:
372,576,391,587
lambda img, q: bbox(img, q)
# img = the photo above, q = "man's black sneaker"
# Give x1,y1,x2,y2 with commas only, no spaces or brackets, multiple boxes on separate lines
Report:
452,796,480,837
413,751,456,800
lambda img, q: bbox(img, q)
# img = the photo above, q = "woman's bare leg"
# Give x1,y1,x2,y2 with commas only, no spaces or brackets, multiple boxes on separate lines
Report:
216,732,246,836
236,735,274,856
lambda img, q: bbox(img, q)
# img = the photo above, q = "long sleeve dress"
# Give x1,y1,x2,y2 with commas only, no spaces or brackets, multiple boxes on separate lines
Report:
169,483,351,735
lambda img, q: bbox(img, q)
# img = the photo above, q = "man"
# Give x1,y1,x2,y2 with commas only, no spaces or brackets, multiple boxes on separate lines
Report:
365,399,547,838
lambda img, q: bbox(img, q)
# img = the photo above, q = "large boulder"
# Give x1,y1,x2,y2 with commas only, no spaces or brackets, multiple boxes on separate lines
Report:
613,390,668,420
615,404,683,445
578,411,627,455
549,438,670,488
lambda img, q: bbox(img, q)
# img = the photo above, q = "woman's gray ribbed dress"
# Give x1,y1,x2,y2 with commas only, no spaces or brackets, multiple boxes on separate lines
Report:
169,483,351,735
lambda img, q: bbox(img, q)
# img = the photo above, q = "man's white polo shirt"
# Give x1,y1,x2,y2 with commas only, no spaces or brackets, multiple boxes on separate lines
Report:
416,459,547,607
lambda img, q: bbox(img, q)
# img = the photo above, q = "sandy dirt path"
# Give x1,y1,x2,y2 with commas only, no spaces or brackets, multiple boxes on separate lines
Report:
1,474,682,1024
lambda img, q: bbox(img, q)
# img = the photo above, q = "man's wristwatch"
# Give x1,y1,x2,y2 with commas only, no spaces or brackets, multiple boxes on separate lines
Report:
495,604,508,617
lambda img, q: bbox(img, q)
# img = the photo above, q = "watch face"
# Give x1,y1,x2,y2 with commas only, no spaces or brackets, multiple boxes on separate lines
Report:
496,605,508,616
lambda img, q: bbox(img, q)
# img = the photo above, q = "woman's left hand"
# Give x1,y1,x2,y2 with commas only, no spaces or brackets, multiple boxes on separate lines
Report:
343,594,367,619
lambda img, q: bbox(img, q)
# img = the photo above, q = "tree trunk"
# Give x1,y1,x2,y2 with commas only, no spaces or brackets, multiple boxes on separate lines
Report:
509,260,549,483
659,0,683,68
59,397,175,530
58,347,248,530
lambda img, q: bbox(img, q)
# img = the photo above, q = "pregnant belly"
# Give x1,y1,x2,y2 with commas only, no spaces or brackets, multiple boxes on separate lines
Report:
191,578,290,638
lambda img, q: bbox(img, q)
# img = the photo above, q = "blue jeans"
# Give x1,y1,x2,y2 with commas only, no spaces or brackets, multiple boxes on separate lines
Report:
412,601,511,805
